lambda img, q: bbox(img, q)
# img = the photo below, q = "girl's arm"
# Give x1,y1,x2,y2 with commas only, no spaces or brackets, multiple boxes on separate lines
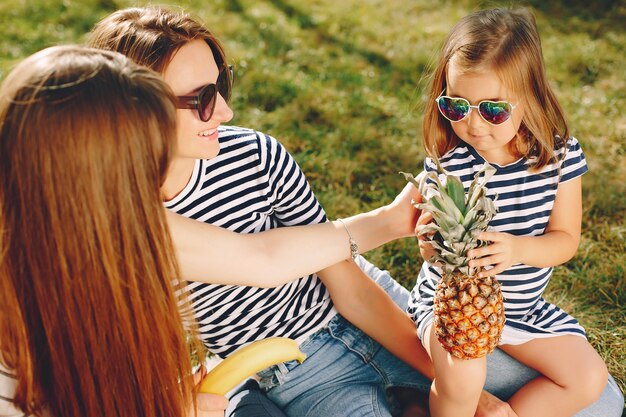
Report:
468,177,582,276
168,183,421,287
316,260,434,379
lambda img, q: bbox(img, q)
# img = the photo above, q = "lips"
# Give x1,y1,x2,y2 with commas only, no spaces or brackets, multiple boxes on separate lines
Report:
198,128,217,137
468,132,487,140
198,127,219,141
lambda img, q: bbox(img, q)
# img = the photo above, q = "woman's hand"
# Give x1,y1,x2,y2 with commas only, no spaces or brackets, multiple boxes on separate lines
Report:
190,393,229,417
188,370,229,417
385,182,423,238
467,232,519,277
474,391,518,417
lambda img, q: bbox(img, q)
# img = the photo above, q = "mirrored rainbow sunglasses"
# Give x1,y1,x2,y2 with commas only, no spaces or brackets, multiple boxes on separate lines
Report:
435,89,517,126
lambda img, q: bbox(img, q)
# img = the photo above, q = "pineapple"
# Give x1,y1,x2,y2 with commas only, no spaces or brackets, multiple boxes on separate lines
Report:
402,161,504,360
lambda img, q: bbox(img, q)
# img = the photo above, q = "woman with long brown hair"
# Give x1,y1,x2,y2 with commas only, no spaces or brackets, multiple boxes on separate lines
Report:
0,45,423,416
0,45,202,417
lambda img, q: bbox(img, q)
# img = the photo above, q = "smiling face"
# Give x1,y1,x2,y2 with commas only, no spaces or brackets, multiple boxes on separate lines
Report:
445,61,524,165
162,39,234,161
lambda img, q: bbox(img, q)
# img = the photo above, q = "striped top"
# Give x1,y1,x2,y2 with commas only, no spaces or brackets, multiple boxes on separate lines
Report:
0,365,24,416
408,138,588,344
165,126,337,358
0,126,337,409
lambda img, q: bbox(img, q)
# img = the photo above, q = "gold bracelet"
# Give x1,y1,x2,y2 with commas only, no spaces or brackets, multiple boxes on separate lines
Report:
337,218,359,261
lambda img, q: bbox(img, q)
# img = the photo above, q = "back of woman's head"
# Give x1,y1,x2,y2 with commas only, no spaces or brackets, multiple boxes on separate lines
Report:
88,6,227,74
423,7,568,169
0,45,197,416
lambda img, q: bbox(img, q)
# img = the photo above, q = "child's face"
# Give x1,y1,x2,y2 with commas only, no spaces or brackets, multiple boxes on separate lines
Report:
445,62,524,165
162,39,234,161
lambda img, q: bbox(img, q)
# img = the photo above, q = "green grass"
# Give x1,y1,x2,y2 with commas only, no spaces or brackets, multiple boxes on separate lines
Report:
1,0,624,411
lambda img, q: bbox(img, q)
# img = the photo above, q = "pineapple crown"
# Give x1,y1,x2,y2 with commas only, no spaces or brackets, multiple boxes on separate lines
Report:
401,160,497,276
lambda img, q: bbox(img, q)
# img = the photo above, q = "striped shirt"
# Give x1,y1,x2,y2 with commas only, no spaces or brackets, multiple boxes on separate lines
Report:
0,126,338,409
0,365,24,416
408,138,588,345
165,126,337,358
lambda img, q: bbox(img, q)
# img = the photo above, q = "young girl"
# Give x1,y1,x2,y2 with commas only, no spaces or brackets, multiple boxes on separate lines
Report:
407,7,610,417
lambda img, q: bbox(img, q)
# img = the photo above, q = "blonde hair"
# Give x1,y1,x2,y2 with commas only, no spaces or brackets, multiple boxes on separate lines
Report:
0,45,201,416
423,7,569,169
88,6,228,73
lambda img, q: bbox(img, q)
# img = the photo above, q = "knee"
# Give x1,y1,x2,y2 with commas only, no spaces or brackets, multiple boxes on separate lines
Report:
434,358,486,400
582,361,609,404
568,357,609,406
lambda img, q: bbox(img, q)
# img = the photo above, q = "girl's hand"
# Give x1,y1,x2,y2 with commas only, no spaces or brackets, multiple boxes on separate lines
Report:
467,231,519,277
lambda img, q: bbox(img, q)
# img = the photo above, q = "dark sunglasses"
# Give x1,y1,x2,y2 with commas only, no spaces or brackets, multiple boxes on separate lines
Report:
435,89,516,126
175,65,233,122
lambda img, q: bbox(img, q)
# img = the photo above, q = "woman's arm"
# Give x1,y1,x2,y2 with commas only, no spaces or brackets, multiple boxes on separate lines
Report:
169,183,421,287
468,177,582,276
316,260,434,379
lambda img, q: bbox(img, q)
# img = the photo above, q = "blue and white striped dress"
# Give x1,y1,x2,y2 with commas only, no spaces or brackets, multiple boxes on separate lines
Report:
165,126,338,358
407,138,588,345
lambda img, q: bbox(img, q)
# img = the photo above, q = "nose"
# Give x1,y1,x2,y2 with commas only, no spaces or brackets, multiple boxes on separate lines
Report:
212,93,234,123
467,106,485,129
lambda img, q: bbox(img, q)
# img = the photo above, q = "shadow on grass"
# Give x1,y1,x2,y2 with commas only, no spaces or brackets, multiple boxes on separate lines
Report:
475,0,625,36
225,0,427,125
266,0,393,69
227,0,429,79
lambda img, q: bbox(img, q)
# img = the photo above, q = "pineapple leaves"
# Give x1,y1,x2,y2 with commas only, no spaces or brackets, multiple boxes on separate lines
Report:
466,163,497,209
400,159,498,275
416,223,440,237
399,171,423,192
446,176,466,215
415,201,462,231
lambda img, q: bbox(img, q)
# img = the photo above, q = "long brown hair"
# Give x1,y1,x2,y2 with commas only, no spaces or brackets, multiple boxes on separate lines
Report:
88,6,228,73
423,7,569,169
0,45,200,416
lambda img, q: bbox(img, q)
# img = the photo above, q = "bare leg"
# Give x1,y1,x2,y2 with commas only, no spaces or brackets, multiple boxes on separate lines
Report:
423,324,486,417
501,335,608,417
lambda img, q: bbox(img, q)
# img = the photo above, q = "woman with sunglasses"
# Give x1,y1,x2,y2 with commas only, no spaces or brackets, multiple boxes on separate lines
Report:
87,6,454,417
408,7,615,417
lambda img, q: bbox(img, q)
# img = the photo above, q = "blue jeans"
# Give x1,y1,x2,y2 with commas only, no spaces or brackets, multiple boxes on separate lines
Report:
258,313,429,416
229,258,625,417
227,380,287,417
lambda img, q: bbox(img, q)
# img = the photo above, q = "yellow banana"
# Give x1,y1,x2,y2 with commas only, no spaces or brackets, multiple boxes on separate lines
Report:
199,337,306,395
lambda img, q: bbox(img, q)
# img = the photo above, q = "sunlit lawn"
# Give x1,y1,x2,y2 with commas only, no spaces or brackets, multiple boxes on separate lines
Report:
1,0,624,411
